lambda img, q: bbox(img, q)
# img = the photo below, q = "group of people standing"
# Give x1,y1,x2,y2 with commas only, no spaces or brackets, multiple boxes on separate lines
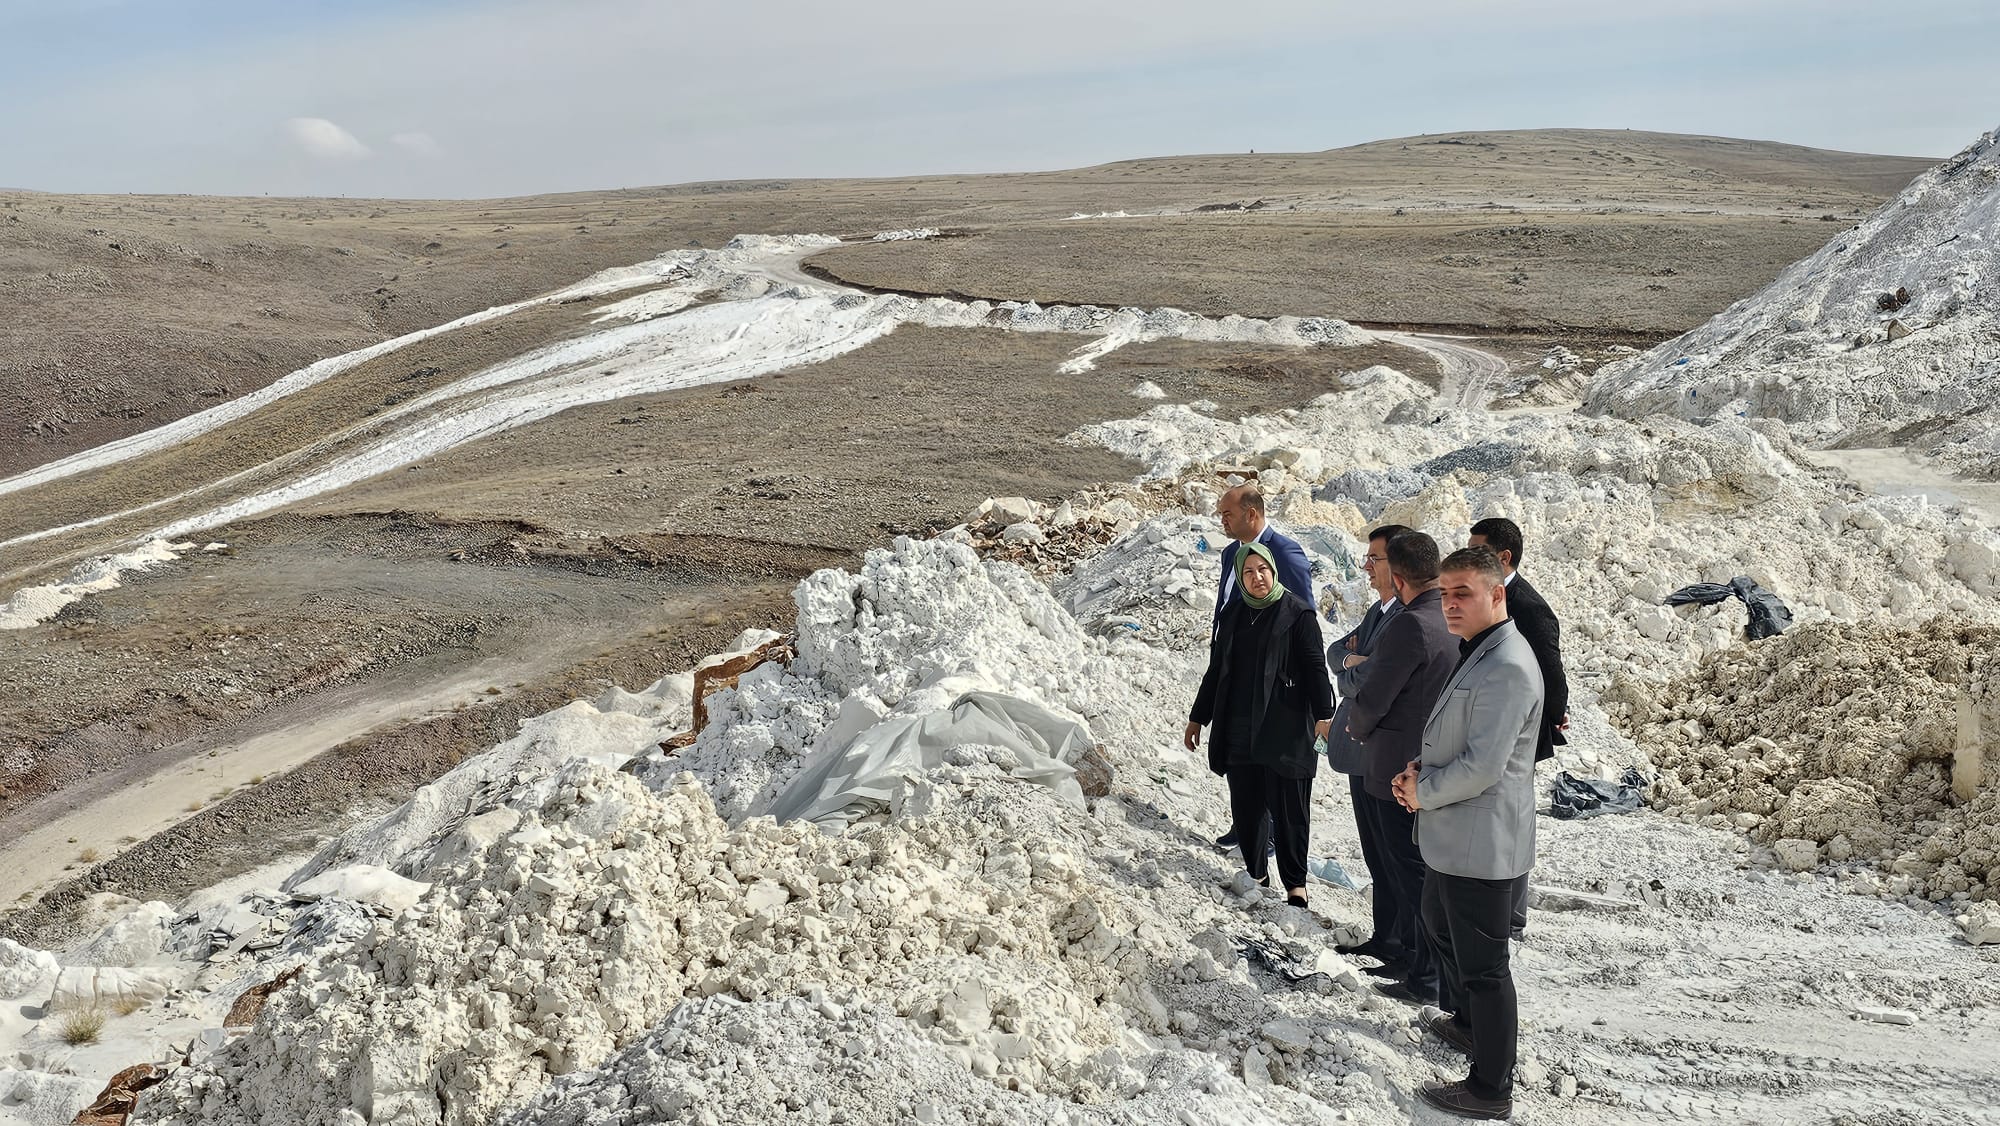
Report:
1185,485,1569,1121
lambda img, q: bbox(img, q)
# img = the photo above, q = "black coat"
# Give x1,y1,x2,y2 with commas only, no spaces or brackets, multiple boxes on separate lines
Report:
1506,574,1570,762
1344,587,1459,800
1190,592,1335,779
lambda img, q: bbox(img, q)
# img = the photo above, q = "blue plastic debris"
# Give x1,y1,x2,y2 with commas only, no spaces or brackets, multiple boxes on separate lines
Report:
1309,857,1368,891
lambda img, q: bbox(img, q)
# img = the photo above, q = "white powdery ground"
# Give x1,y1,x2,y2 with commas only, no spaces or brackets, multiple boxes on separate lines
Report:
1587,125,2000,476
126,540,1404,1126
0,539,187,630
104,517,1999,1126
0,449,1973,1124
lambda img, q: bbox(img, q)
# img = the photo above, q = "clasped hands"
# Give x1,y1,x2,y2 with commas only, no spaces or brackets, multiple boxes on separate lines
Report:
1391,760,1423,811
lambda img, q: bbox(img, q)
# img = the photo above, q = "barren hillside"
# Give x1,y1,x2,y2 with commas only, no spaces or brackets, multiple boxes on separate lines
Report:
2,129,1930,476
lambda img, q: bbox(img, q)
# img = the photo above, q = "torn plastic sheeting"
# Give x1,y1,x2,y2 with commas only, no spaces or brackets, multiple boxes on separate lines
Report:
1549,768,1650,820
1308,856,1369,892
1237,937,1322,986
1663,576,1795,639
763,691,1088,827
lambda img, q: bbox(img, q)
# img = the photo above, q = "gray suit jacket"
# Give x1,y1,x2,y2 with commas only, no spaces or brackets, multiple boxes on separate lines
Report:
1325,598,1401,774
1414,620,1545,881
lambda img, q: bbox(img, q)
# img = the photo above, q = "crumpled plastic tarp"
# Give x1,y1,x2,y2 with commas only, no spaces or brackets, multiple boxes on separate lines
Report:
1549,768,1650,820
1308,856,1369,891
763,691,1088,827
1665,576,1795,639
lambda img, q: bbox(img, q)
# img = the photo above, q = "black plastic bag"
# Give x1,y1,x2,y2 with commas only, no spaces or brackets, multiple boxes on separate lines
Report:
1664,576,1794,640
1549,768,1649,820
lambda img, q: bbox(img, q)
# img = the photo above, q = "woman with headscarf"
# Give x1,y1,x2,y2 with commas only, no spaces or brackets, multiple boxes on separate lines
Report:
1183,542,1336,907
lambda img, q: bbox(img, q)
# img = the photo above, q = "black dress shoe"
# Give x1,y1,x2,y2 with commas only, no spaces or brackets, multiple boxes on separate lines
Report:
1510,925,1526,941
1334,938,1397,960
1215,828,1240,848
1362,962,1406,980
1417,1078,1512,1120
1372,980,1434,1006
1423,1012,1475,1056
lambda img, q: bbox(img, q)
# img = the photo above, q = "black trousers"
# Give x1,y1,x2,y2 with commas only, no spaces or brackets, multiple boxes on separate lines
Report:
1511,872,1530,933
1226,765,1310,891
1423,870,1519,1099
1349,774,1401,956
1365,794,1435,997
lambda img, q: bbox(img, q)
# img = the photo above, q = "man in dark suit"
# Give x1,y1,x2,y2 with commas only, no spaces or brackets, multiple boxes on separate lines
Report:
1343,531,1459,1005
1326,524,1410,963
1211,484,1313,850
1468,517,1569,939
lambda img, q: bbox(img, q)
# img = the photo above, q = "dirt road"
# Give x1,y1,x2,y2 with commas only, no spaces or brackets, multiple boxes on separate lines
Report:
1374,331,1510,409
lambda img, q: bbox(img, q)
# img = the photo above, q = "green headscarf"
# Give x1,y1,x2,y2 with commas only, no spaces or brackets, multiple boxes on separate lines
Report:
1235,540,1287,609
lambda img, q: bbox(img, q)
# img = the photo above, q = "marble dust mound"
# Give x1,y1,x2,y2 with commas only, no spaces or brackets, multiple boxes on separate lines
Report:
1588,125,2000,476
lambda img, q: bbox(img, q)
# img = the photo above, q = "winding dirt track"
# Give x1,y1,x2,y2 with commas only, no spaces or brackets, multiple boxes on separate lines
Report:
1376,331,1509,409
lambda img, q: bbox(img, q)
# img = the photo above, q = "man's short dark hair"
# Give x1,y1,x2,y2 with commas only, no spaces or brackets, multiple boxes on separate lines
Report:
1440,545,1507,587
1386,531,1441,586
1469,517,1525,569
1226,485,1266,514
1367,523,1413,547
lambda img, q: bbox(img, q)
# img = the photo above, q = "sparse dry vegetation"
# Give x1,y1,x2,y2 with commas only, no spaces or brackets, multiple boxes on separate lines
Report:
57,1008,106,1045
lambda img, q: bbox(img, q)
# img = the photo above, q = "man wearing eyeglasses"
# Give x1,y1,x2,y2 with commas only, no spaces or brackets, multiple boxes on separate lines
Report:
1325,524,1411,966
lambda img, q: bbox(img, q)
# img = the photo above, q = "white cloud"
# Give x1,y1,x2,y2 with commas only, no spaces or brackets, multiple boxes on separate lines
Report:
390,130,439,156
284,116,371,160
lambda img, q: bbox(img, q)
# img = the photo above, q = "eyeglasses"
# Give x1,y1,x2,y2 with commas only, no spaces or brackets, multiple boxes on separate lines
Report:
1362,554,1387,564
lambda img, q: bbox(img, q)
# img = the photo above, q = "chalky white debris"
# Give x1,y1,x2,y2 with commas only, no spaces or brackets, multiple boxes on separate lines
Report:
130,538,1425,1126
1078,351,2000,782
645,537,1191,821
1588,125,2000,476
1611,619,2000,902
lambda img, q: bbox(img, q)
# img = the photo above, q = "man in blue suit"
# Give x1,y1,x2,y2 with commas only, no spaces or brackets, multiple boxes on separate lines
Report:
1211,484,1314,850
1213,485,1313,628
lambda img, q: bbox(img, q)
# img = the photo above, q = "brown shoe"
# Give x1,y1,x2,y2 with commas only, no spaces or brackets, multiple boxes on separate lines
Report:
1418,1078,1513,1120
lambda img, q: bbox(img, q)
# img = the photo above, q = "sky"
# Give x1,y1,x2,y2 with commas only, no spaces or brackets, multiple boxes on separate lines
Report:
2,0,1997,199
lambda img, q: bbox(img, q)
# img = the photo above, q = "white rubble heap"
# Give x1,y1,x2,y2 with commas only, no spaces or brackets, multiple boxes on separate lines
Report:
1610,618,2000,907
1081,362,2000,781
101,372,2000,1123
648,538,1193,822
128,540,1406,1126
0,539,195,631
1587,125,2000,477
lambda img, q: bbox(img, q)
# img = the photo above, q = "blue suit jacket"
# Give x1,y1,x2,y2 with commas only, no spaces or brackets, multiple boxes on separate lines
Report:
1215,525,1313,628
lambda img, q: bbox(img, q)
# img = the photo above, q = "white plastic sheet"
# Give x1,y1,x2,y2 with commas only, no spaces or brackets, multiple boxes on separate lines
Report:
764,691,1090,826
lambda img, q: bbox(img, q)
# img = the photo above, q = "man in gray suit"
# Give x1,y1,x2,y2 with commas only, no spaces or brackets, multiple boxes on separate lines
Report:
1392,546,1544,1121
1325,524,1410,963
